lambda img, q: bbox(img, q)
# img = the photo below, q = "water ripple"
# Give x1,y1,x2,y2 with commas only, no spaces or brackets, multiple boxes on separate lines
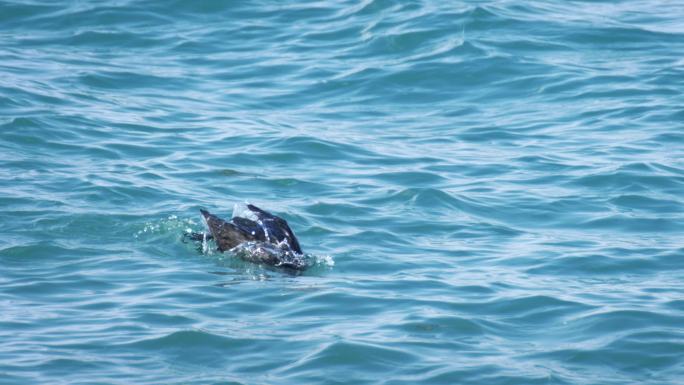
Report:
1,0,684,384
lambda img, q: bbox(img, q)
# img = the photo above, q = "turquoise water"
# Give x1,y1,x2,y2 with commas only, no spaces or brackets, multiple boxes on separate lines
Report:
1,1,683,384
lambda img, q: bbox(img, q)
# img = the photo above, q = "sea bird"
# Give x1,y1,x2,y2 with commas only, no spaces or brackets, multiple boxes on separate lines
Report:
192,204,306,270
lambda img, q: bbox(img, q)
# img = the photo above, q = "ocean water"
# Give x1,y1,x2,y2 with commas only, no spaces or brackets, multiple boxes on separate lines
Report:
1,1,683,384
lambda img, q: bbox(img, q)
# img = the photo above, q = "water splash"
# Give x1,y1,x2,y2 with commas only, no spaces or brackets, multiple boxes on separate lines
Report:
315,254,335,267
201,231,209,255
231,202,258,221
134,215,200,239
138,212,334,271
229,241,334,271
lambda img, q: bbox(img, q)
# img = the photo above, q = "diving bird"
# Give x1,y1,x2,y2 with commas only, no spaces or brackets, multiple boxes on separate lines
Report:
194,204,306,270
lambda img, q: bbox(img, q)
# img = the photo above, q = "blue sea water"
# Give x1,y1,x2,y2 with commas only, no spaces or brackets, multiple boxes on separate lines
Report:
1,0,684,384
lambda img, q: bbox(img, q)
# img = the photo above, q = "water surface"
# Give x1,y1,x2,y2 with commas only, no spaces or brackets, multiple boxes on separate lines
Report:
1,1,683,384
